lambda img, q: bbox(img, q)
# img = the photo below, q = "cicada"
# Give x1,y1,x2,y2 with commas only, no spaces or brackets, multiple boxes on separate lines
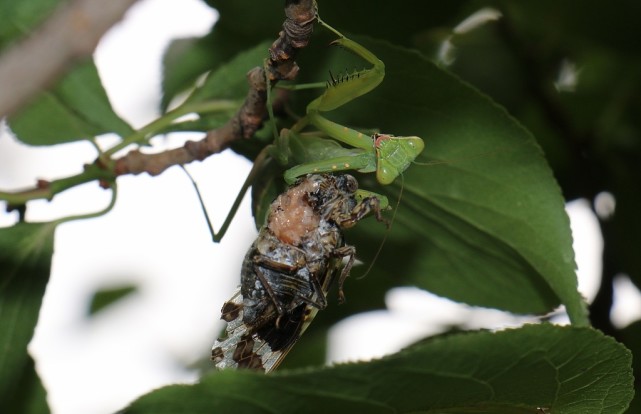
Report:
212,174,386,372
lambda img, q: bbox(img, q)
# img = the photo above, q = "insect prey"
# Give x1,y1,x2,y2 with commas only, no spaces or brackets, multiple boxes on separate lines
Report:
212,173,385,372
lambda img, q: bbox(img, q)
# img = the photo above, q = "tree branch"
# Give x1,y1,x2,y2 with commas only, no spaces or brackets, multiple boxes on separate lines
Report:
2,0,318,205
0,0,141,117
113,0,316,177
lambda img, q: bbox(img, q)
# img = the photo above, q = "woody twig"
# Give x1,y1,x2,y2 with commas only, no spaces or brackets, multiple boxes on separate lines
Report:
113,0,316,177
1,0,317,208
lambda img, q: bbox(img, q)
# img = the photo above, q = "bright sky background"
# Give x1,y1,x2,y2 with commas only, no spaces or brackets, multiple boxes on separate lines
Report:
1,1,641,413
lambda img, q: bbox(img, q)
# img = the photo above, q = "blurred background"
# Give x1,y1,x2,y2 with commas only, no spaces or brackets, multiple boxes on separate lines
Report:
1,0,640,413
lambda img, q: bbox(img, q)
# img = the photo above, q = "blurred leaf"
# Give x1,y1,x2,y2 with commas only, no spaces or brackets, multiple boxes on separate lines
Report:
440,7,641,204
163,0,473,108
496,0,641,57
446,25,525,111
155,111,237,135
438,3,641,294
320,0,471,45
0,222,56,413
2,1,132,144
203,0,284,40
160,40,271,155
0,0,61,48
123,325,633,414
162,0,282,107
204,0,471,47
161,33,216,110
7,61,133,144
88,284,137,316
610,166,641,291
284,36,585,322
185,41,272,105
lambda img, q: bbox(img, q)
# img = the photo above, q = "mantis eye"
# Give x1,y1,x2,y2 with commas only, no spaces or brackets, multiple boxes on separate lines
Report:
377,165,395,185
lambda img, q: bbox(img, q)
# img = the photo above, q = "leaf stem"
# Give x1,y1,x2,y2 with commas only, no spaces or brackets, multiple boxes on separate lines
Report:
277,82,326,91
0,163,115,205
104,100,239,156
54,183,118,225
0,100,239,206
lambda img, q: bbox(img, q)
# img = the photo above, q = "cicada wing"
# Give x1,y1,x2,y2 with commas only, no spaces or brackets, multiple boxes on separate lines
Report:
212,290,318,373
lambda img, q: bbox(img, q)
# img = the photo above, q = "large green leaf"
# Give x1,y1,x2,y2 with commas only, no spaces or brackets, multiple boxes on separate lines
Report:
437,2,641,302
123,325,633,413
0,222,56,413
7,61,134,144
285,36,585,323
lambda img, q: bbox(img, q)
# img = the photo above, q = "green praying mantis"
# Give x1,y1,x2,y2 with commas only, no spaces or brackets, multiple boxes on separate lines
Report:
195,10,425,242
273,22,424,186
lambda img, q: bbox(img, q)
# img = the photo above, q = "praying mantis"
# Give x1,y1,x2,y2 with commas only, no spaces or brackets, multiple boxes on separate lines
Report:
196,8,424,242
273,18,424,186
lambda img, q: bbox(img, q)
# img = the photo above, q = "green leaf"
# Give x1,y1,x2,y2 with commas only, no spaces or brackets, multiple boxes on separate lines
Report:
154,112,235,135
620,320,641,412
610,167,641,292
185,40,273,105
88,284,137,316
163,0,472,109
159,41,269,141
204,0,470,48
0,222,56,413
496,0,641,57
7,60,134,145
122,325,633,414
203,0,283,40
0,0,61,48
2,1,132,144
160,26,260,111
161,33,217,111
161,0,290,108
287,37,585,323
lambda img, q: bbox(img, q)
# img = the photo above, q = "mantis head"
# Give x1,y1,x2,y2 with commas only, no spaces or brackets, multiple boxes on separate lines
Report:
374,134,425,185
